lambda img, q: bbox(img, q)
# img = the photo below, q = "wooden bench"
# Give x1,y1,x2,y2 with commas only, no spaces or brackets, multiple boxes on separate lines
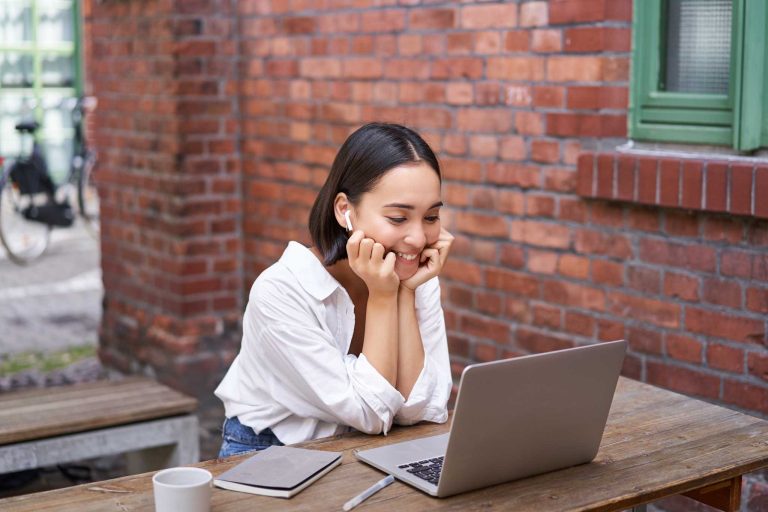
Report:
0,377,199,476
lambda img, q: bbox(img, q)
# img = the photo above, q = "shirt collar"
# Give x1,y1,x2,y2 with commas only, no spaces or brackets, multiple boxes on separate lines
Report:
279,242,342,301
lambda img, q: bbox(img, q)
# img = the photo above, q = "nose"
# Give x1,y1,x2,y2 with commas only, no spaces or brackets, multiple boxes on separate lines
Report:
404,223,426,250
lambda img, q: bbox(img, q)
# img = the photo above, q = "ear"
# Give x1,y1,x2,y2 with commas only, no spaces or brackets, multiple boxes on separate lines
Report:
333,193,352,230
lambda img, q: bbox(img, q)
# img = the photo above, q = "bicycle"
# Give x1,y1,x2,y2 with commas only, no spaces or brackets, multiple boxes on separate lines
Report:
0,96,99,265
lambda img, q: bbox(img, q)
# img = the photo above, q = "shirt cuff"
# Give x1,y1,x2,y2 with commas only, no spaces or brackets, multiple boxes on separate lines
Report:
347,353,405,434
395,357,449,425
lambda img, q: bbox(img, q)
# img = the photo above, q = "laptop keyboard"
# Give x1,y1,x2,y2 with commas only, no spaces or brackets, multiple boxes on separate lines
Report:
398,456,444,485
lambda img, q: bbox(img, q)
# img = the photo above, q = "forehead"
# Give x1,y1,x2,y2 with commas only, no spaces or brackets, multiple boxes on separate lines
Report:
365,162,441,206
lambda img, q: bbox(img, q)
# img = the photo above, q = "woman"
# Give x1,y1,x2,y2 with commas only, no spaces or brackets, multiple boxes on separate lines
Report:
215,122,454,457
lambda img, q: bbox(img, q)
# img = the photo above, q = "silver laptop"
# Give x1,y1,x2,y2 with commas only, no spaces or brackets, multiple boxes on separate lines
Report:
355,339,627,498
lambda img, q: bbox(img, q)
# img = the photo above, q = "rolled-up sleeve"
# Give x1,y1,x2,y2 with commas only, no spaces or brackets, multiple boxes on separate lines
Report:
394,277,452,426
247,281,405,436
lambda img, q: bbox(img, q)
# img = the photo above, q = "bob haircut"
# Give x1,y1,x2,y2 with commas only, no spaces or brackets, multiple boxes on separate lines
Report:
309,122,441,266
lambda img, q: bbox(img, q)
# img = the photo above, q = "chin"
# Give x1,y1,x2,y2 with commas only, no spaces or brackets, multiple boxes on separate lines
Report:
396,266,418,281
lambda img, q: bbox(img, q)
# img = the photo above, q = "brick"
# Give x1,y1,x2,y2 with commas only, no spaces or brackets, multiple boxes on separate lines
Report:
686,307,765,344
460,4,517,29
531,29,562,53
460,313,510,344
531,139,560,163
702,217,743,244
575,229,632,259
722,380,768,414
702,278,742,309
663,272,699,302
432,57,483,79
597,318,624,341
542,280,606,311
564,311,594,336
526,194,556,217
533,304,562,329
626,208,661,232
500,243,525,268
608,291,681,328
746,287,768,313
705,162,728,212
757,167,768,218
659,159,680,207
519,1,548,27
547,113,599,137
721,250,768,281
442,259,483,286
486,268,539,297
487,163,540,188
475,291,503,316
477,83,502,105
627,327,663,355
456,211,508,238
517,328,574,354
666,334,703,363
510,220,571,249
595,154,614,198
503,85,532,106
505,30,530,52
544,167,577,194
681,160,704,209
549,0,607,24
488,57,545,81
627,265,661,295
558,254,589,279
592,259,623,286
639,239,716,272
410,8,456,30
499,136,526,161
342,58,383,79
567,86,628,110
515,111,545,135
637,158,658,204
730,164,753,216
533,86,564,107
748,352,768,382
474,31,502,54
360,9,406,32
646,361,720,400
616,155,635,200
457,108,513,132
469,135,498,158
547,56,602,82
707,343,744,373
664,211,699,238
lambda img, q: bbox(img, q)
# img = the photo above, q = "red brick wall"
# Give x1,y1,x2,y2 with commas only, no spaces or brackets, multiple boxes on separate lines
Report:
87,0,243,399
88,1,768,505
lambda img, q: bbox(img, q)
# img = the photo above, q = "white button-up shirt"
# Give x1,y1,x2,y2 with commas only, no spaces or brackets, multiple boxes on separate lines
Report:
214,242,452,445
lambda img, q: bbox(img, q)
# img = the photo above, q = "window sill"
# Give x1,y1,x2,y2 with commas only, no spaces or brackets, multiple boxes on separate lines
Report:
576,147,768,219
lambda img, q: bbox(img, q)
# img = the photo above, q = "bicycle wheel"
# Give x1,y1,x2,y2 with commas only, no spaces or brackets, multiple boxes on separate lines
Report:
0,166,52,264
75,152,99,238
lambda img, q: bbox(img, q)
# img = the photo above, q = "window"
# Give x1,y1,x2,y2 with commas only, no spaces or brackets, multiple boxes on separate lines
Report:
630,0,767,151
0,0,83,178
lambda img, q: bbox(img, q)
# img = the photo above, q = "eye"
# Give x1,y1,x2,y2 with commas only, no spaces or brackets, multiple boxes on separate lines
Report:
387,217,406,224
425,215,440,223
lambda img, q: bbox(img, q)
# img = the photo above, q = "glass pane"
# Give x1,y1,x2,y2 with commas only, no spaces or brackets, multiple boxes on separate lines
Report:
38,0,74,44
41,93,74,180
41,53,75,87
665,0,732,95
0,94,36,156
0,53,34,88
0,1,33,44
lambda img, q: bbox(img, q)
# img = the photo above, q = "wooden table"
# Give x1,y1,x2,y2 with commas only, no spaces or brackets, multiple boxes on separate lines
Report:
2,377,768,511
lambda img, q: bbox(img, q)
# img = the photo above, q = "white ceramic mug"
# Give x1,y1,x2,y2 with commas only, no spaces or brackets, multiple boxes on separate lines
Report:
152,467,213,512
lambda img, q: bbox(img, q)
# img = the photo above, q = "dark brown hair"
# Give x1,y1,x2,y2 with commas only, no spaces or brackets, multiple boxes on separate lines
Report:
309,122,441,266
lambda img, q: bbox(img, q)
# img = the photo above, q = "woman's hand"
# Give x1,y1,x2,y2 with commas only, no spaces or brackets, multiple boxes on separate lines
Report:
347,230,400,296
400,228,454,291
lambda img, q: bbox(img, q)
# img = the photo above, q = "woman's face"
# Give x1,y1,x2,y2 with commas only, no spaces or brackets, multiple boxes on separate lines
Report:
352,162,442,281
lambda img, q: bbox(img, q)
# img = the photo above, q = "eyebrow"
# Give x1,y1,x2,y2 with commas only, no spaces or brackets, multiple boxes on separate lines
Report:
383,201,443,210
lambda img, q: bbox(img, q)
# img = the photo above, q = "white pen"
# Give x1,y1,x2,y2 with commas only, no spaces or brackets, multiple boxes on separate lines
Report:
342,474,395,511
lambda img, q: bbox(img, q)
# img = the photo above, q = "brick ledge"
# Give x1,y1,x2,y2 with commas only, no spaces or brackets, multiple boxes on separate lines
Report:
576,151,768,219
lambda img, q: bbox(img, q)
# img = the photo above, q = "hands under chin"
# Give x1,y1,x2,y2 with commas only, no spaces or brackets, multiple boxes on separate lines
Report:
400,227,454,292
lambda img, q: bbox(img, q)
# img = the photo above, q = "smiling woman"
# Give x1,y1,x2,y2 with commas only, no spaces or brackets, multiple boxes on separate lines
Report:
214,123,454,457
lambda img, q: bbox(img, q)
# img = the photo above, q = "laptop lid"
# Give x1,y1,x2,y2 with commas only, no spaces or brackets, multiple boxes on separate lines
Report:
436,339,627,497
355,340,627,498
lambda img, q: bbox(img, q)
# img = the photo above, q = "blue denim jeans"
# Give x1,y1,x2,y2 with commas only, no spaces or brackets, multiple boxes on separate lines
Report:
218,416,284,458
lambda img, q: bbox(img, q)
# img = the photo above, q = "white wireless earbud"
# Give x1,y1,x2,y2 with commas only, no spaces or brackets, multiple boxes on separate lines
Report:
344,210,353,232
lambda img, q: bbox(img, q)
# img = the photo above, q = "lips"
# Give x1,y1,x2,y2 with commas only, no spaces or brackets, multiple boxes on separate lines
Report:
396,252,419,265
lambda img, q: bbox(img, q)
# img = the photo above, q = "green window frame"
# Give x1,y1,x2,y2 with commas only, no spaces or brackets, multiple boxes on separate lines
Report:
0,0,83,177
630,0,767,151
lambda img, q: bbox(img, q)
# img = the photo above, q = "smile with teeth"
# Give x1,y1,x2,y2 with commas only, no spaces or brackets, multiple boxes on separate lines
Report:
397,252,418,261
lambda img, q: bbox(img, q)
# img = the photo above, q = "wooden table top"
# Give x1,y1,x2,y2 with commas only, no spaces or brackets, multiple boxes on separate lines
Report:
0,377,198,445
2,377,768,511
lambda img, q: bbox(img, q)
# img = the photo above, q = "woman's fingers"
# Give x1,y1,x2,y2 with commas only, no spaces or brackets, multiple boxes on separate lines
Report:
358,237,374,261
346,230,364,260
371,242,385,261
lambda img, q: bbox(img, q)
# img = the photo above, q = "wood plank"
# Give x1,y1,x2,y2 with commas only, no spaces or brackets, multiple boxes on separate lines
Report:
0,378,197,445
1,378,768,512
682,477,741,512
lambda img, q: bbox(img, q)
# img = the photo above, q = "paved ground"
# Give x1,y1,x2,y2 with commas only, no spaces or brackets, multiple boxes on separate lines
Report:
0,222,102,354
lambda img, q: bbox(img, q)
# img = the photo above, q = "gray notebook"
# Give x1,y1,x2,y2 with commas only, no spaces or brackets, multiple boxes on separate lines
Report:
214,445,343,498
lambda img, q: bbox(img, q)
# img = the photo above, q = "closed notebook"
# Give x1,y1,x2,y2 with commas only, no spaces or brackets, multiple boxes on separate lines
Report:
214,445,343,498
